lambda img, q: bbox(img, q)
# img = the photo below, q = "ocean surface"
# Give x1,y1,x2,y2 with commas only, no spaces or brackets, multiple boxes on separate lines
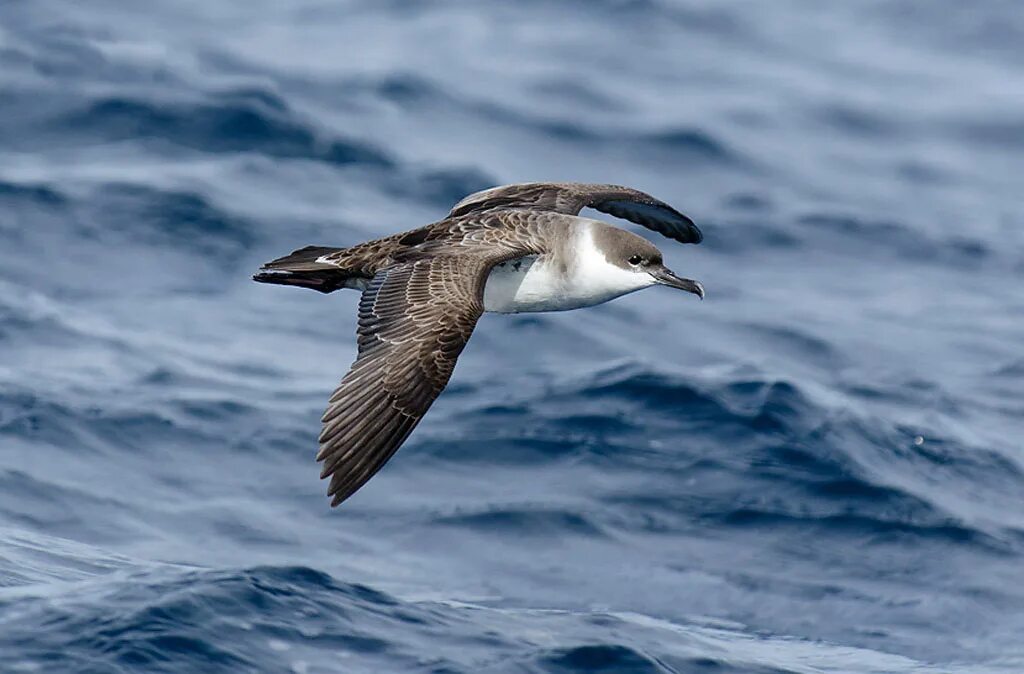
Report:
2,1,1023,672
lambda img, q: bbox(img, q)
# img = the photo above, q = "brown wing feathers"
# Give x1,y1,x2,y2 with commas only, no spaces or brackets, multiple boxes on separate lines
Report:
316,257,486,506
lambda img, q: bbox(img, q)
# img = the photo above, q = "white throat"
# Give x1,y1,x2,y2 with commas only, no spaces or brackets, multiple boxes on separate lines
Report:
482,222,655,314
572,225,655,302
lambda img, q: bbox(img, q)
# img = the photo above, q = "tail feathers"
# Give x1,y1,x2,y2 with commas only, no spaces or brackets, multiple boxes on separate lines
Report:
253,245,348,293
261,245,340,271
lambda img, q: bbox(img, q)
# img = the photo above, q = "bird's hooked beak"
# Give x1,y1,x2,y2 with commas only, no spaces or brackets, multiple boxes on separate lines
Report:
650,265,705,299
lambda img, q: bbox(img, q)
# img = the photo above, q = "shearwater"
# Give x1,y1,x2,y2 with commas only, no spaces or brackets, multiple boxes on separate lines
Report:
254,182,705,506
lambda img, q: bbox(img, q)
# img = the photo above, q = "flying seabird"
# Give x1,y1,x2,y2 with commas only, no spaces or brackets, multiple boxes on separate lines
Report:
254,182,704,506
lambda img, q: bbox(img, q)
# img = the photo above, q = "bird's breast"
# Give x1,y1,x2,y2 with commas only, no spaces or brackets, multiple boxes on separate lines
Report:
482,253,634,314
483,255,573,313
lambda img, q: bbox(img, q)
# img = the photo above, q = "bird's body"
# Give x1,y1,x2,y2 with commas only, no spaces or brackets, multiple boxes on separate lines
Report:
483,218,661,313
254,182,704,506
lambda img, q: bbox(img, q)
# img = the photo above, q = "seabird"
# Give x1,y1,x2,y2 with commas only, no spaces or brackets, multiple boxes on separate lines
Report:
254,182,704,506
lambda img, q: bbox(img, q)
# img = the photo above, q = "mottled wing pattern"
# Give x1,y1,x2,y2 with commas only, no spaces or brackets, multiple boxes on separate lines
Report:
316,255,494,506
448,182,585,216
448,182,702,244
307,209,557,280
311,230,421,279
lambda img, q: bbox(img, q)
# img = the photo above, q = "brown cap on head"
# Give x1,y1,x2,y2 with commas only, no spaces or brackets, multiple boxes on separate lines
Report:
590,224,663,270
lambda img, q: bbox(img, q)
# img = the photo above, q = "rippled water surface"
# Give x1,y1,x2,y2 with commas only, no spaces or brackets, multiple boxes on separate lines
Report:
2,1,1023,672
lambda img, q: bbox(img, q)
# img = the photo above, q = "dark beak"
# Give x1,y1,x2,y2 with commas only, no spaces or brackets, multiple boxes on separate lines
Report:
651,266,705,299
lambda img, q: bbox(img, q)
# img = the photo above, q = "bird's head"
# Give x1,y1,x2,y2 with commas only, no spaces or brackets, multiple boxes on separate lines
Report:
596,226,705,300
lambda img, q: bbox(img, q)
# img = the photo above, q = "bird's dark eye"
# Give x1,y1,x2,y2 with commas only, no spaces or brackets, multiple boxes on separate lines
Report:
628,255,643,265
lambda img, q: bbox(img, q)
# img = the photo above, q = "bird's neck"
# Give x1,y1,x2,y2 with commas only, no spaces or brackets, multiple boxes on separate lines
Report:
569,222,654,301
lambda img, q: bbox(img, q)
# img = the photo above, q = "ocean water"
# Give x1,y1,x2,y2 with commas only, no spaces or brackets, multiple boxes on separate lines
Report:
2,0,1023,671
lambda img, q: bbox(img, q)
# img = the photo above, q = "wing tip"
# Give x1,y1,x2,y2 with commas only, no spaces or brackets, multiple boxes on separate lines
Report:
651,204,703,244
684,219,704,244
324,468,352,506
666,208,703,244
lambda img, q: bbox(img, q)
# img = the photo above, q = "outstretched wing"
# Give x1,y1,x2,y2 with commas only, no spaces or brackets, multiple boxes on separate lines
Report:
448,182,702,244
317,256,490,506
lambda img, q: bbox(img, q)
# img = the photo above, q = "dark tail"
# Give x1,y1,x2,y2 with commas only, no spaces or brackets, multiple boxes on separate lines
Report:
252,245,349,293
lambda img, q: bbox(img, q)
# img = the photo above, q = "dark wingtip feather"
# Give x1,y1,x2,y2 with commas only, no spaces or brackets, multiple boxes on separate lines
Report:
684,217,704,244
661,208,703,244
596,199,703,244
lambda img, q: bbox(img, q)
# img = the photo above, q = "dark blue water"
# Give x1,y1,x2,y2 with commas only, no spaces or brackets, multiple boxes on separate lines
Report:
2,1,1023,672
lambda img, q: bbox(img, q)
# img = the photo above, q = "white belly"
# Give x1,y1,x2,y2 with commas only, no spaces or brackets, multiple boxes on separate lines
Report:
482,254,635,314
481,224,656,314
483,256,566,313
